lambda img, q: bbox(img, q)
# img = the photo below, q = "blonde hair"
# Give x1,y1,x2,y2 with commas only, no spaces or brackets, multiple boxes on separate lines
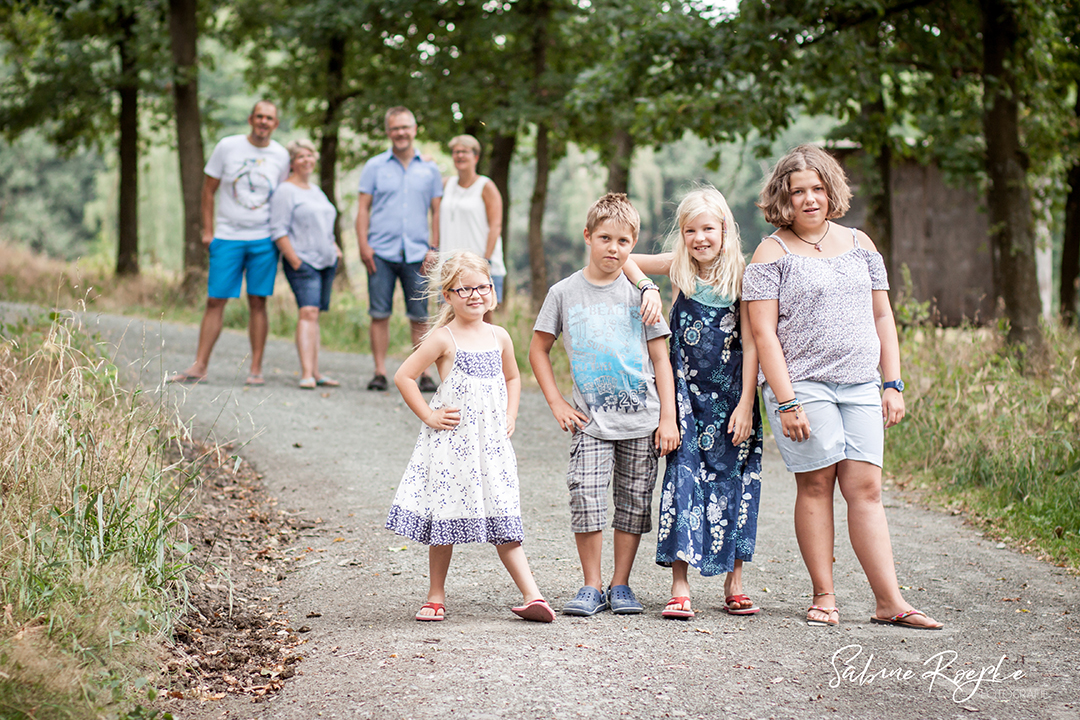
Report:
448,134,481,156
585,192,640,242
286,138,319,163
757,144,852,227
666,186,745,301
424,251,497,338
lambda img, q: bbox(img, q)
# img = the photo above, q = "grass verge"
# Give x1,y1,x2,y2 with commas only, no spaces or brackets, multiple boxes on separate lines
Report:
888,323,1080,569
0,241,563,386
0,310,196,719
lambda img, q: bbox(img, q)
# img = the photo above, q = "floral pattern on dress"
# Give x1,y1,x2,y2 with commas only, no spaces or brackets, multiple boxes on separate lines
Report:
385,332,523,546
656,295,764,576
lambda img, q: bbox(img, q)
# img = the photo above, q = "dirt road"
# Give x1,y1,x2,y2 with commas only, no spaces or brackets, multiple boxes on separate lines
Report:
12,303,1078,719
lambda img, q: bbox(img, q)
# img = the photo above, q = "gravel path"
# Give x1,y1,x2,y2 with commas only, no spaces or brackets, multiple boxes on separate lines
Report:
7,302,1077,719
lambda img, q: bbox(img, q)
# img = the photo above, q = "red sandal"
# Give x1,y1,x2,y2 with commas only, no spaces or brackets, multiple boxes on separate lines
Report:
724,594,760,615
415,601,445,622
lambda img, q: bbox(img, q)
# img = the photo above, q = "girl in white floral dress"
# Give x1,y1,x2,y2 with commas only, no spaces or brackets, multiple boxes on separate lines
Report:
386,251,554,623
624,187,763,620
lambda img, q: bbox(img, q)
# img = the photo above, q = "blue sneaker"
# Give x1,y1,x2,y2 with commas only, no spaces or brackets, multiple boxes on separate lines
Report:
607,585,644,614
562,586,608,616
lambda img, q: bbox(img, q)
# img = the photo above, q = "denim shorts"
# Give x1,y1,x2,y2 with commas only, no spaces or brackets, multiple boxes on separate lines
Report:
566,432,659,534
491,274,504,303
207,238,279,298
367,254,428,321
762,380,884,473
284,260,337,311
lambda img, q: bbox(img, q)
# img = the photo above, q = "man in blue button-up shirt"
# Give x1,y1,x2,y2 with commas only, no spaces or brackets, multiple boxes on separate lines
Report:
355,106,443,391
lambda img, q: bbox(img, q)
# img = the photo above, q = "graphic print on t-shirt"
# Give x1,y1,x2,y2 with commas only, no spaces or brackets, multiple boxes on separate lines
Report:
567,301,649,414
232,158,277,210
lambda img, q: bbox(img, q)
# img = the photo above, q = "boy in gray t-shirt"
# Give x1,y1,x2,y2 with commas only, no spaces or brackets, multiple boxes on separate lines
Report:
530,193,679,617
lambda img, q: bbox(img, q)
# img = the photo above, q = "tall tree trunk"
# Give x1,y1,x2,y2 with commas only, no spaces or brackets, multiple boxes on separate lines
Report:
860,95,892,278
527,0,552,313
115,9,139,277
981,0,1044,360
606,126,634,195
1061,91,1080,327
487,132,515,295
169,0,206,292
320,32,348,286
529,122,550,313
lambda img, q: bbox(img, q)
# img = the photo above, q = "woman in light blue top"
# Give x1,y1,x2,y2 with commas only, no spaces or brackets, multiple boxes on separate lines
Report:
269,138,342,389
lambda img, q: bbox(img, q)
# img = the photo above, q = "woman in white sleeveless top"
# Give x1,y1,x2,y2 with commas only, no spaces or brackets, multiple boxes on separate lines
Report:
439,134,506,320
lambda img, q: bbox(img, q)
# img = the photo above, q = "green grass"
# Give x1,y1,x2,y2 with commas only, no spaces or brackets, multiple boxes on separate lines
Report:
887,322,1080,568
0,310,194,719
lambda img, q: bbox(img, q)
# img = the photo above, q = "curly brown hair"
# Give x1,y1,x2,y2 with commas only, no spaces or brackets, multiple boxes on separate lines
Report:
757,145,852,227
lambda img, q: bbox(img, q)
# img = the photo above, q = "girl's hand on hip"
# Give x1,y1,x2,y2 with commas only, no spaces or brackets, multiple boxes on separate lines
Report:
882,388,905,428
425,406,460,430
779,407,811,442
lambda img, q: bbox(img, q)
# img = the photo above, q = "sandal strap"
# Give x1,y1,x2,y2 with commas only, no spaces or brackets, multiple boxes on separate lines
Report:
889,609,924,622
808,605,838,614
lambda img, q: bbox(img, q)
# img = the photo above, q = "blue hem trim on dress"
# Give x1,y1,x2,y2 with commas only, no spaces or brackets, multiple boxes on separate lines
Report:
385,505,524,545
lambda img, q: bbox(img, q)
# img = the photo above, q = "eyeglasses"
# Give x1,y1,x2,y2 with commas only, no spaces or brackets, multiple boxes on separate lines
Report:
448,284,493,299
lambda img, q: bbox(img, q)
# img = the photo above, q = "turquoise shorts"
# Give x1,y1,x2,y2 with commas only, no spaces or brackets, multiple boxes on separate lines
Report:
762,380,884,473
207,238,279,299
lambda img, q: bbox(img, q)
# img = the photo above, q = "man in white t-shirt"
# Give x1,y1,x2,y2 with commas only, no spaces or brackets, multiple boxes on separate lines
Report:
168,100,290,385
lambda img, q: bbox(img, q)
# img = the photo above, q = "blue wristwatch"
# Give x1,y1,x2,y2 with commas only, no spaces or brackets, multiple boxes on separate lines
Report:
883,379,905,392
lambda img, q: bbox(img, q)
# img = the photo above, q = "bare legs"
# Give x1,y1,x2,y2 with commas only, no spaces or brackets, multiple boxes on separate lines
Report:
173,294,267,381
575,528,641,593
369,317,433,382
295,305,321,381
795,459,940,627
418,542,544,618
665,559,749,613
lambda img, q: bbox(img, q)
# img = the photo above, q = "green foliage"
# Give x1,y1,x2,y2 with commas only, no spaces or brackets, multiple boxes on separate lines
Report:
0,0,169,150
888,323,1080,567
0,312,196,717
0,132,104,259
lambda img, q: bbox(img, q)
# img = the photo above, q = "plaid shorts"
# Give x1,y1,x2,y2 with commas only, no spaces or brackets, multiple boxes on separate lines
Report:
566,432,659,534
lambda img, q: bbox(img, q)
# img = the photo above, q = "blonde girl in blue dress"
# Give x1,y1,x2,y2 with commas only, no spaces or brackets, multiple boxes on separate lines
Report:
386,251,554,623
625,187,764,620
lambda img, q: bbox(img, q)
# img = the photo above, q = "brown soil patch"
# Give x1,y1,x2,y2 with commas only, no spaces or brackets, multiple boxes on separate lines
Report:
158,440,320,711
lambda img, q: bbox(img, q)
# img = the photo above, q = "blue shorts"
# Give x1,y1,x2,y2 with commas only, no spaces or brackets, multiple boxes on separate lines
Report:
762,380,884,473
207,238,279,299
367,254,428,322
491,274,504,303
284,260,337,311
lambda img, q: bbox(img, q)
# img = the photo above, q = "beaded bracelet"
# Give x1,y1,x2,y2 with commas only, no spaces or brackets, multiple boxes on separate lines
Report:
636,277,651,290
777,399,802,414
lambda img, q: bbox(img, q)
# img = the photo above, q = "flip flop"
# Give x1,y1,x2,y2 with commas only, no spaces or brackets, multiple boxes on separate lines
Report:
367,374,388,391
315,376,340,387
299,378,317,389
661,596,694,619
807,605,839,627
511,598,556,623
415,601,445,622
166,372,205,384
870,609,943,630
724,594,761,615
245,374,265,386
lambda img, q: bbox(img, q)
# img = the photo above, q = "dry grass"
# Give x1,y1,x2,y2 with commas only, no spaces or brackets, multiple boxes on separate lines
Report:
890,323,1080,568
0,310,196,718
